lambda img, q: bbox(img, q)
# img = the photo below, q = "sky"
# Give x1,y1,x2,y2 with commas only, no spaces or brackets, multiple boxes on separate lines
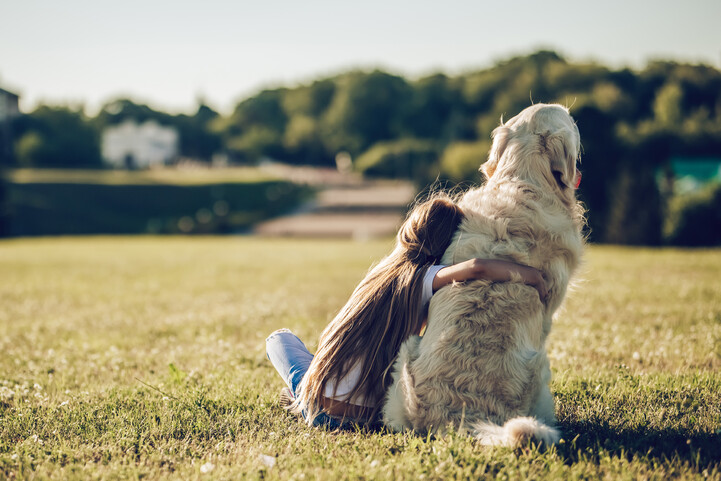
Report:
1,0,720,115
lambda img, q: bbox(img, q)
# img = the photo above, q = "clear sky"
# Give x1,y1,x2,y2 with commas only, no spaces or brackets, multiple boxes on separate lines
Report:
1,0,719,115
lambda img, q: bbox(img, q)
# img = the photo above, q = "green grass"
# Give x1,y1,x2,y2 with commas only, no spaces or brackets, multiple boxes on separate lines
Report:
4,168,312,236
0,238,719,480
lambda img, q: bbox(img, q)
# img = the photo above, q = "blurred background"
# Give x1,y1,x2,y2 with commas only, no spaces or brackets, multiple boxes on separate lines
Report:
1,0,720,245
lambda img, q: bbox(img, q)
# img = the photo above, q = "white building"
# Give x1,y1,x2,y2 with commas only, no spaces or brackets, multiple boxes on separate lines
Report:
102,120,179,169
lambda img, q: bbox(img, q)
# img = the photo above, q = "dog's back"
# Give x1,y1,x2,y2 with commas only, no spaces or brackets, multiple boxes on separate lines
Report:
383,104,584,446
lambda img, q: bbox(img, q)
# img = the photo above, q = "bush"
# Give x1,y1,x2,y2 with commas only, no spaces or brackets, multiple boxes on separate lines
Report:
603,166,664,245
13,106,102,168
439,141,490,182
5,174,311,236
664,182,721,246
354,138,438,182
226,126,283,163
0,169,7,237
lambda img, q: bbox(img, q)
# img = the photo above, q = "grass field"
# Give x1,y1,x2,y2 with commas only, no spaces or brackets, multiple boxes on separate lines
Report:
1,237,720,480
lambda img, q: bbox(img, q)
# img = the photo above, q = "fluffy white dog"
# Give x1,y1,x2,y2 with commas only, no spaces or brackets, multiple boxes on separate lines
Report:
383,104,585,447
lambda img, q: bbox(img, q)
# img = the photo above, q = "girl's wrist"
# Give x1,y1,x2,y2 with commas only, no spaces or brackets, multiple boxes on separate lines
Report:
471,258,487,280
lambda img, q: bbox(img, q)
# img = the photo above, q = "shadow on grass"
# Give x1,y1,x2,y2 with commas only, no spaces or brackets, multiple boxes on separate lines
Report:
270,396,720,470
556,419,720,469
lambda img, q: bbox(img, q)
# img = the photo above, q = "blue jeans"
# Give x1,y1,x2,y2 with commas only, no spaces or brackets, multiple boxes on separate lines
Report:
265,329,366,429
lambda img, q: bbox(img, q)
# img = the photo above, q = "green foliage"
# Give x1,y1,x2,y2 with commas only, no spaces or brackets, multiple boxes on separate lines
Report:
603,163,664,246
0,169,7,237
281,79,336,118
223,90,289,162
4,168,311,235
282,114,329,165
405,73,460,140
283,115,317,151
13,132,43,166
228,89,288,135
321,71,413,155
175,104,223,162
95,98,175,128
227,125,283,162
439,140,491,182
664,182,721,246
167,363,188,385
0,121,14,166
10,51,721,244
13,106,101,168
654,82,684,127
95,99,223,162
354,138,438,181
0,240,719,478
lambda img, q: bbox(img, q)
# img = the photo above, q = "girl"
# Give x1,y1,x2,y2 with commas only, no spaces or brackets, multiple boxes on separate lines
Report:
266,193,547,428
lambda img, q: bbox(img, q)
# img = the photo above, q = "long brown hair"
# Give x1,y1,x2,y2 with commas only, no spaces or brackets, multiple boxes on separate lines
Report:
295,193,464,422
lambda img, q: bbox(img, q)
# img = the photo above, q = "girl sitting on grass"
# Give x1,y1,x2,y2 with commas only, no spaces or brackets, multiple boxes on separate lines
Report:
266,193,547,428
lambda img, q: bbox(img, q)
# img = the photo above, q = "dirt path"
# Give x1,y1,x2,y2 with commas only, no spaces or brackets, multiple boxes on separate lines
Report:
252,164,416,238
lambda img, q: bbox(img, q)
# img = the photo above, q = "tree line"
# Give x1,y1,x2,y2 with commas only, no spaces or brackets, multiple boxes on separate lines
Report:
2,50,721,245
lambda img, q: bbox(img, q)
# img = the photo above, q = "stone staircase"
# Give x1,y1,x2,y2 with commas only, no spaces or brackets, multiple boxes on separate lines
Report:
252,164,416,238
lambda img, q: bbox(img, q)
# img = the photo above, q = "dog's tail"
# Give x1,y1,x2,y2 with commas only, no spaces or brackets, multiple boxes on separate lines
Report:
472,417,560,448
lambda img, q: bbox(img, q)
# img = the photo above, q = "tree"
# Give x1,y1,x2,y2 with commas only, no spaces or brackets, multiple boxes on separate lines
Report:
14,106,101,168
653,82,683,127
355,138,438,182
321,71,412,155
0,166,8,236
176,104,222,162
94,98,174,128
223,89,288,162
439,141,490,182
282,114,330,165
282,79,335,118
209,52,721,244
664,183,721,246
405,74,460,141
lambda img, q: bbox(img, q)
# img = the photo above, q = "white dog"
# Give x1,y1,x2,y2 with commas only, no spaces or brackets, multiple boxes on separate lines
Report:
383,104,585,447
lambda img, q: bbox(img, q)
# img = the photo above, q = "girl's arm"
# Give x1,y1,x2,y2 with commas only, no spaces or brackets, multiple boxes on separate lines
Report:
432,259,548,301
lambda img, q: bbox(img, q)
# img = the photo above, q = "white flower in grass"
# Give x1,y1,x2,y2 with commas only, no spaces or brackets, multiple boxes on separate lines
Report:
200,462,215,474
0,386,14,400
259,454,276,468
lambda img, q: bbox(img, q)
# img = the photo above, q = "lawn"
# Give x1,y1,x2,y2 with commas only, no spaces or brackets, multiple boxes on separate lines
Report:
0,237,719,480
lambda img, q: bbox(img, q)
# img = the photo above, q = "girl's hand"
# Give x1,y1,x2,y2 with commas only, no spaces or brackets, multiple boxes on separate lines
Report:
477,259,548,302
433,258,548,302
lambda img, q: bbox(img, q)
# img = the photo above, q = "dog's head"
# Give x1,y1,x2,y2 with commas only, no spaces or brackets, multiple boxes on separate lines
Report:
482,104,581,203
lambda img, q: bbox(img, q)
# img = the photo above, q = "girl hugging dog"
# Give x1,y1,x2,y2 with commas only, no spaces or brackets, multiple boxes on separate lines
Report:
266,193,547,429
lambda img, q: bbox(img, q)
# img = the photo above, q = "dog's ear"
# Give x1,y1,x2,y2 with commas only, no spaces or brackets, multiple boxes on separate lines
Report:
482,123,511,180
542,128,578,190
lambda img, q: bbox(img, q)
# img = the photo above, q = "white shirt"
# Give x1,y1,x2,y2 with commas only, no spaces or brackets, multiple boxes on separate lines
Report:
422,264,446,308
324,264,447,405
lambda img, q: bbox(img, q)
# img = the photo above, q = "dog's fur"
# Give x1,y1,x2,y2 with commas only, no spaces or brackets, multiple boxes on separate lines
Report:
382,104,585,447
